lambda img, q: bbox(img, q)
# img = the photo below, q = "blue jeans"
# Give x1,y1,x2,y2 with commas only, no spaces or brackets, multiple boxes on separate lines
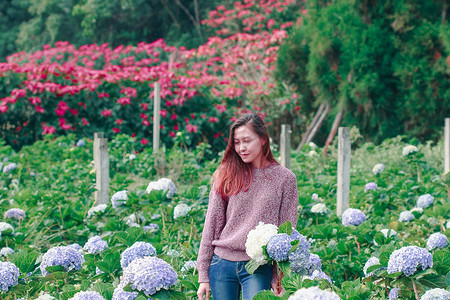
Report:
209,254,272,300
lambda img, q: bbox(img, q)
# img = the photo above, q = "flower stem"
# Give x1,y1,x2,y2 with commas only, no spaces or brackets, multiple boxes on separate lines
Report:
412,279,420,300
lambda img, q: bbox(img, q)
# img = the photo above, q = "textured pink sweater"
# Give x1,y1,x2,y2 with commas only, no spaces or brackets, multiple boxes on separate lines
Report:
197,162,299,283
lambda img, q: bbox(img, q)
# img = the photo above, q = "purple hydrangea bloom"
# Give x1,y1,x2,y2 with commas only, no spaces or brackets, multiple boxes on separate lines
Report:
83,236,108,254
4,208,26,220
420,288,450,300
67,243,82,252
288,286,340,300
0,261,19,292
364,182,378,192
76,139,85,147
112,287,138,300
306,253,322,275
363,257,384,277
111,190,128,208
266,233,292,262
399,211,415,222
119,256,178,296
2,163,17,174
143,223,159,232
342,208,366,226
291,229,302,240
289,233,311,275
304,270,332,284
387,246,433,276
426,233,448,251
40,246,85,276
121,241,157,268
69,291,106,300
417,194,434,209
389,288,399,300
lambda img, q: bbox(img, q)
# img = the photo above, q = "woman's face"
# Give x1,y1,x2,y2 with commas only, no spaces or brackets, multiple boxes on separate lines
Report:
233,125,265,168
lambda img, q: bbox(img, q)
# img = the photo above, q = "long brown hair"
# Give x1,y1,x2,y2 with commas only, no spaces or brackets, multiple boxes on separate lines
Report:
213,113,277,199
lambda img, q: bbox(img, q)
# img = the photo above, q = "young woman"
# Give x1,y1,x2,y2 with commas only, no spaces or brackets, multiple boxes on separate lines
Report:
196,113,299,300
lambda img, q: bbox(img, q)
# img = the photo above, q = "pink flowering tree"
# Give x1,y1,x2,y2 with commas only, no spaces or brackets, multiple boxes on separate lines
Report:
0,0,305,149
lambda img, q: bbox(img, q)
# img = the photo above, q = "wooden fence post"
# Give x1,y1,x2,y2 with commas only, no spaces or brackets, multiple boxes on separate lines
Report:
445,118,450,174
94,132,109,205
337,127,350,217
280,124,291,169
153,82,161,154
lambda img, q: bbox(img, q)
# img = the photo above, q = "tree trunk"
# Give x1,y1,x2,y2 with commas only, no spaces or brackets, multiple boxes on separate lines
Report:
296,103,329,151
323,109,343,156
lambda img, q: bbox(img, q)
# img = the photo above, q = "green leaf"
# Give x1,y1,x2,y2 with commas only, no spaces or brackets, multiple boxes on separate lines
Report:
59,291,77,300
253,290,280,299
169,290,187,299
153,290,171,300
245,259,263,275
278,221,293,235
446,271,450,286
91,282,115,299
42,271,68,282
433,250,450,274
45,265,66,273
418,274,447,289
8,249,39,274
366,264,383,274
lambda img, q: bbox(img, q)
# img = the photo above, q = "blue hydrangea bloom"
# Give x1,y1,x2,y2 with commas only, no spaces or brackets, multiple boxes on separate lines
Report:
40,246,85,276
69,291,106,300
288,286,340,300
181,260,197,272
305,253,322,275
76,139,85,147
289,233,311,275
112,287,138,300
387,246,433,276
167,249,180,258
0,261,19,292
363,257,384,277
143,223,159,232
304,270,332,284
417,194,434,209
426,233,448,251
420,288,450,300
119,256,178,296
4,208,26,220
2,163,17,174
111,190,128,208
267,233,292,262
291,229,301,240
364,182,378,192
399,211,415,222
342,208,366,226
83,236,108,254
121,241,157,268
389,288,399,300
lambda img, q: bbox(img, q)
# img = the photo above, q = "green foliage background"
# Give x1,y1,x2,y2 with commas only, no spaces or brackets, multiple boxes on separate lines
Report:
276,0,450,144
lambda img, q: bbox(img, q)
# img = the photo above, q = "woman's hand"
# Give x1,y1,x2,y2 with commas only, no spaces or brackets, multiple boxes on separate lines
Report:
271,266,285,296
197,282,211,300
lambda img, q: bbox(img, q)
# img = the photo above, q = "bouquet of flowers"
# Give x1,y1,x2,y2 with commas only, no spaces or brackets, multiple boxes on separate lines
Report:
244,221,312,276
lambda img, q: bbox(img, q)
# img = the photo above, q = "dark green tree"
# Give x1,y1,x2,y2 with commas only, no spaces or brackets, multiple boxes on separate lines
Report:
276,0,449,145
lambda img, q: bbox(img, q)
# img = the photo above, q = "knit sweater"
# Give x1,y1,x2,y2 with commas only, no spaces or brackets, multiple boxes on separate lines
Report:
197,162,299,283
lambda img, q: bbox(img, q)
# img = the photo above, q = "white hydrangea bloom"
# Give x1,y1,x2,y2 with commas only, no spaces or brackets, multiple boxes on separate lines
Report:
420,288,450,300
372,163,385,175
245,222,278,265
35,294,56,300
128,154,137,161
402,145,418,156
288,286,340,300
87,204,108,217
380,229,397,238
307,150,317,157
308,142,317,149
311,203,327,214
146,178,177,198
0,222,14,237
411,207,424,214
173,203,191,219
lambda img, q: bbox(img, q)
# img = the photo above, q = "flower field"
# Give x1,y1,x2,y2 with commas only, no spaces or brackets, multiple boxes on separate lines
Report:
0,132,448,299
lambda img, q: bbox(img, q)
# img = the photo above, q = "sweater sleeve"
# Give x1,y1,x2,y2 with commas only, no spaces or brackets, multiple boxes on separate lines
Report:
197,186,227,283
279,170,299,228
